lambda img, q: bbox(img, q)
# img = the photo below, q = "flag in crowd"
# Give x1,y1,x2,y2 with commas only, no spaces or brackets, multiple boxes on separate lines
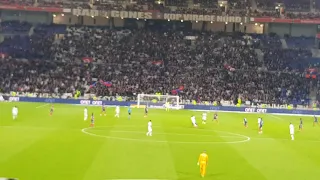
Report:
89,80,112,88
99,80,112,87
305,68,317,79
89,82,97,88
171,86,184,95
152,60,163,66
224,64,235,71
82,57,93,63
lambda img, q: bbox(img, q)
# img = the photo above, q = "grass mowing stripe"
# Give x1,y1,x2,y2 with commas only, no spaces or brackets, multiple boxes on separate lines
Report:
1,102,320,180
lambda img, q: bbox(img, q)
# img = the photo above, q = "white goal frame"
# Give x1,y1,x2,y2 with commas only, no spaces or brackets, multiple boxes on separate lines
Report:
137,94,180,108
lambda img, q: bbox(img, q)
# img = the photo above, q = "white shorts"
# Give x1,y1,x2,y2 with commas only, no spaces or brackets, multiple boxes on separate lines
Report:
12,113,17,116
116,111,120,114
290,131,294,135
148,127,152,132
202,118,207,121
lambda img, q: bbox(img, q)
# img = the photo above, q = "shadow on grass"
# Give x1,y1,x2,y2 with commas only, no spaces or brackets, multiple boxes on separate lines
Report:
177,171,225,179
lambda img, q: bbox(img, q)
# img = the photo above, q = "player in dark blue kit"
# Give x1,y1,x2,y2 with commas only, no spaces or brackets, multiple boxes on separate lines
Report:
299,118,303,131
213,113,218,123
49,105,54,116
314,115,318,127
128,106,132,120
144,106,148,118
100,104,106,116
259,118,263,134
243,118,248,128
90,113,95,127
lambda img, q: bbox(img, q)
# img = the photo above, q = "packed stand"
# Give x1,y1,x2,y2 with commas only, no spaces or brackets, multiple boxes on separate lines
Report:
316,0,320,11
262,48,312,71
0,24,65,59
256,0,310,11
0,25,312,105
165,0,187,7
193,0,218,8
255,0,276,10
0,21,32,34
228,0,250,10
282,0,310,11
251,34,282,49
285,36,315,49
36,0,91,9
0,0,34,6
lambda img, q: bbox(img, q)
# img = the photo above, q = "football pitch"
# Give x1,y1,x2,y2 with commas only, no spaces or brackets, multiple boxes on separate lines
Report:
1,102,320,180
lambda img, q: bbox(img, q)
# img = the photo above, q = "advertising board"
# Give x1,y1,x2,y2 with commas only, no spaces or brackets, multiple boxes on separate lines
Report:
2,96,319,115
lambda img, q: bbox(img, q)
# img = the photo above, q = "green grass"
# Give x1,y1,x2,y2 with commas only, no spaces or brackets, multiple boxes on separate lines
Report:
0,102,320,180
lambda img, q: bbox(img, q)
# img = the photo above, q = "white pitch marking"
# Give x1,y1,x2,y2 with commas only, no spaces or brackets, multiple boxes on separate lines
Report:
108,179,167,180
95,130,245,138
81,127,251,144
1,125,319,143
35,103,50,109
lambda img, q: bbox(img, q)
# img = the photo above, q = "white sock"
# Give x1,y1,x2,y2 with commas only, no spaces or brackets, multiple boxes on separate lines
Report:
291,135,294,140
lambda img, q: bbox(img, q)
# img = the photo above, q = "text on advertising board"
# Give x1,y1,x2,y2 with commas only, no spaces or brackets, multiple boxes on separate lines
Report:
110,11,153,19
72,9,153,19
9,97,20,102
245,108,267,113
164,14,242,22
71,9,242,22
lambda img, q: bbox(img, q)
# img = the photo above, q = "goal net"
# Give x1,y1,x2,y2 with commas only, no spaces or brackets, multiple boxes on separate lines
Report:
137,94,182,109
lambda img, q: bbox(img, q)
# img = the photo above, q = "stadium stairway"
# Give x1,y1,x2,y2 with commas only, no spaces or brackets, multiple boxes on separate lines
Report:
255,49,264,62
250,0,258,9
0,35,4,43
280,38,288,49
28,26,35,36
309,85,318,106
311,49,320,58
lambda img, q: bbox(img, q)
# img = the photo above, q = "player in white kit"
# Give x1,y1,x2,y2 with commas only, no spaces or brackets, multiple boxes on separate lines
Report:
202,113,207,124
146,120,152,136
289,122,294,140
12,106,18,120
258,117,261,129
84,107,88,121
191,115,198,127
115,106,120,118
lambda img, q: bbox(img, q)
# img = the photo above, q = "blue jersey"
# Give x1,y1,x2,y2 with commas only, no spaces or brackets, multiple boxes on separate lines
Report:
300,119,303,125
91,116,95,123
128,108,132,114
314,116,318,122
145,107,148,113
243,118,247,124
102,106,105,111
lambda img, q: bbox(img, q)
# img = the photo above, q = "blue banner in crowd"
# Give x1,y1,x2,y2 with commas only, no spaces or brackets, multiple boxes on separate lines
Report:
3,96,320,115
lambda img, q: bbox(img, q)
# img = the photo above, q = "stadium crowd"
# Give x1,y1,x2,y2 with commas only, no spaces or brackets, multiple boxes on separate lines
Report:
1,0,320,18
0,22,313,105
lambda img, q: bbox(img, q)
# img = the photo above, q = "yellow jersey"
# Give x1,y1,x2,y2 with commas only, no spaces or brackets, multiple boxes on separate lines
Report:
198,153,208,165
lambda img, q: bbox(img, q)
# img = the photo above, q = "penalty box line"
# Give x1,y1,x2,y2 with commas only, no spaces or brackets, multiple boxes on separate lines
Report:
108,179,168,180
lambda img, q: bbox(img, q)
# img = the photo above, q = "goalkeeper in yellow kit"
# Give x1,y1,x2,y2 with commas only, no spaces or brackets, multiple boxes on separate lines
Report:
197,151,208,177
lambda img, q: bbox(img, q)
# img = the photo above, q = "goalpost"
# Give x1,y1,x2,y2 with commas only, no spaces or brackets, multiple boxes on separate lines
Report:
137,94,181,109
